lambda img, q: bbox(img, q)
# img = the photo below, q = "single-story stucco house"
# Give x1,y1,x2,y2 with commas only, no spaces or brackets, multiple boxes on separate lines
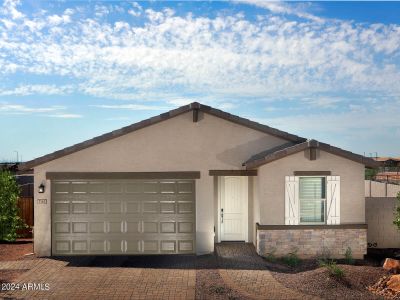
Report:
20,102,379,258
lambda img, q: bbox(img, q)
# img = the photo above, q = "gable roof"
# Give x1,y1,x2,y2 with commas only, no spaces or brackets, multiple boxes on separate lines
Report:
245,139,380,169
20,102,306,170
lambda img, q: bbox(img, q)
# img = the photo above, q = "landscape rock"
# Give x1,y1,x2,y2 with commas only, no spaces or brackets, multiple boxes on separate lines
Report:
383,258,400,274
388,275,400,292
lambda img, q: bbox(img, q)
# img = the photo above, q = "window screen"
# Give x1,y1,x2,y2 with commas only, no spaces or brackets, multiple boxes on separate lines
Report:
299,177,326,223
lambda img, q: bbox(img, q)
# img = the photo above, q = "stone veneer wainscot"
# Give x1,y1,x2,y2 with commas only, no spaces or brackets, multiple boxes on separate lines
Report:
256,224,367,259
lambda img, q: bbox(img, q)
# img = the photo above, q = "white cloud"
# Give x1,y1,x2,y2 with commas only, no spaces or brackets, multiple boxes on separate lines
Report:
0,103,65,113
236,0,324,22
0,1,398,109
2,0,25,20
47,14,71,26
92,104,171,110
128,2,142,17
47,114,82,119
0,85,73,96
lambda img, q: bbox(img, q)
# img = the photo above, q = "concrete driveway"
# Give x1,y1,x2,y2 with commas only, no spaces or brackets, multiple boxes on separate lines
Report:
0,244,312,299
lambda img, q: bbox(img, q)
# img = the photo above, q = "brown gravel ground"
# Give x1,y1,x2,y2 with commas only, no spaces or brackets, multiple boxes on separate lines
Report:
271,263,387,300
0,240,33,261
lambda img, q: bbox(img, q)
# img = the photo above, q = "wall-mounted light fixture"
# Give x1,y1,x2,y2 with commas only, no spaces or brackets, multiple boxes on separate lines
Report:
38,183,45,193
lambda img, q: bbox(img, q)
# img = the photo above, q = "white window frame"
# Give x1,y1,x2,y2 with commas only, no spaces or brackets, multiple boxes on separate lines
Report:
298,176,327,225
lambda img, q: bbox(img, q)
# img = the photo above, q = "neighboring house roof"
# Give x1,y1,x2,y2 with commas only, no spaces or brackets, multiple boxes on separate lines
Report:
20,102,306,170
373,157,400,162
245,139,380,169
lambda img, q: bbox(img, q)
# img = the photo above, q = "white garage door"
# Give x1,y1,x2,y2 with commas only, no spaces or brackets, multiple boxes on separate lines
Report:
51,179,196,255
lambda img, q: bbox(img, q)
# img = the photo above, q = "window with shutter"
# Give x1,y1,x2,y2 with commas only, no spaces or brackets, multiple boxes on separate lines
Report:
285,176,299,225
299,177,326,224
285,175,340,225
326,176,340,224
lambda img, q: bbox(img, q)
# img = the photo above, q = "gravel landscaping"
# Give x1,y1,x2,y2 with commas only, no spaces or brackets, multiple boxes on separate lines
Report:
269,258,387,299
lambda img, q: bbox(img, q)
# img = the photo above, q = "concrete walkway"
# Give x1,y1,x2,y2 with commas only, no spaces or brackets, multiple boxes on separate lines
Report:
0,243,314,299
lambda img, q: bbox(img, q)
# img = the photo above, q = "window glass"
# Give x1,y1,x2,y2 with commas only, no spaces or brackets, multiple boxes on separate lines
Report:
299,177,326,223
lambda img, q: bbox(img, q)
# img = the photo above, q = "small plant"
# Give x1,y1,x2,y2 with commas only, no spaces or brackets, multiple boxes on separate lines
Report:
281,249,300,268
210,285,228,295
318,246,332,261
319,259,345,279
344,247,355,265
263,247,277,262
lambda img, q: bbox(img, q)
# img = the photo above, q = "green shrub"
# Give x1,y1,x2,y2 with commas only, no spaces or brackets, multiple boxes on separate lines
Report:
0,170,25,241
281,250,300,268
319,259,345,279
344,247,355,265
263,247,277,262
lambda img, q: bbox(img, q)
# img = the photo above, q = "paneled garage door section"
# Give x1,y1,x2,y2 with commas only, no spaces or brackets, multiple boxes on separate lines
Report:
52,179,195,255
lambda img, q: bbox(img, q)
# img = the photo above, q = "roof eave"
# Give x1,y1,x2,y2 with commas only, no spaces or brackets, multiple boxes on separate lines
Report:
245,140,381,169
19,102,306,171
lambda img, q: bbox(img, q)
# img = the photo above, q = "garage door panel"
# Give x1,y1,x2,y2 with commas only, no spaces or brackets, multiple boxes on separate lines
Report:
107,183,123,194
161,240,176,252
143,222,158,233
89,202,105,213
54,202,70,214
160,182,177,194
160,201,176,213
142,201,159,213
143,181,159,194
126,201,140,213
72,222,88,233
72,201,88,214
178,222,194,233
160,222,176,233
88,182,106,194
52,179,195,255
143,240,158,252
126,240,141,253
177,181,194,194
71,182,88,194
126,182,143,194
108,221,124,233
108,240,124,253
107,201,123,213
126,221,140,233
178,240,194,252
90,240,106,253
178,202,194,214
90,222,106,233
54,240,71,253
54,222,70,234
72,240,88,253
53,182,70,194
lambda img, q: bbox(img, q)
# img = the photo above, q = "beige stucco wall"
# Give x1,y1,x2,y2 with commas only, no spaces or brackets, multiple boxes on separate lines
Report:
256,149,366,225
33,111,288,256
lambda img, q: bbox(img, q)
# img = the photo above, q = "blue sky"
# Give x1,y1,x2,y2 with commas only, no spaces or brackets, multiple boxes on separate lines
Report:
1,1,399,162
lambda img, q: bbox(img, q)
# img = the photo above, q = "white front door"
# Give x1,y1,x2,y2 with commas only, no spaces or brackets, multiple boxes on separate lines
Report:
220,176,248,242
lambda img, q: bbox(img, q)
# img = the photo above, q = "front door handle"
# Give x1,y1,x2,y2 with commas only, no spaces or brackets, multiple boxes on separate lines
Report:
221,208,224,223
